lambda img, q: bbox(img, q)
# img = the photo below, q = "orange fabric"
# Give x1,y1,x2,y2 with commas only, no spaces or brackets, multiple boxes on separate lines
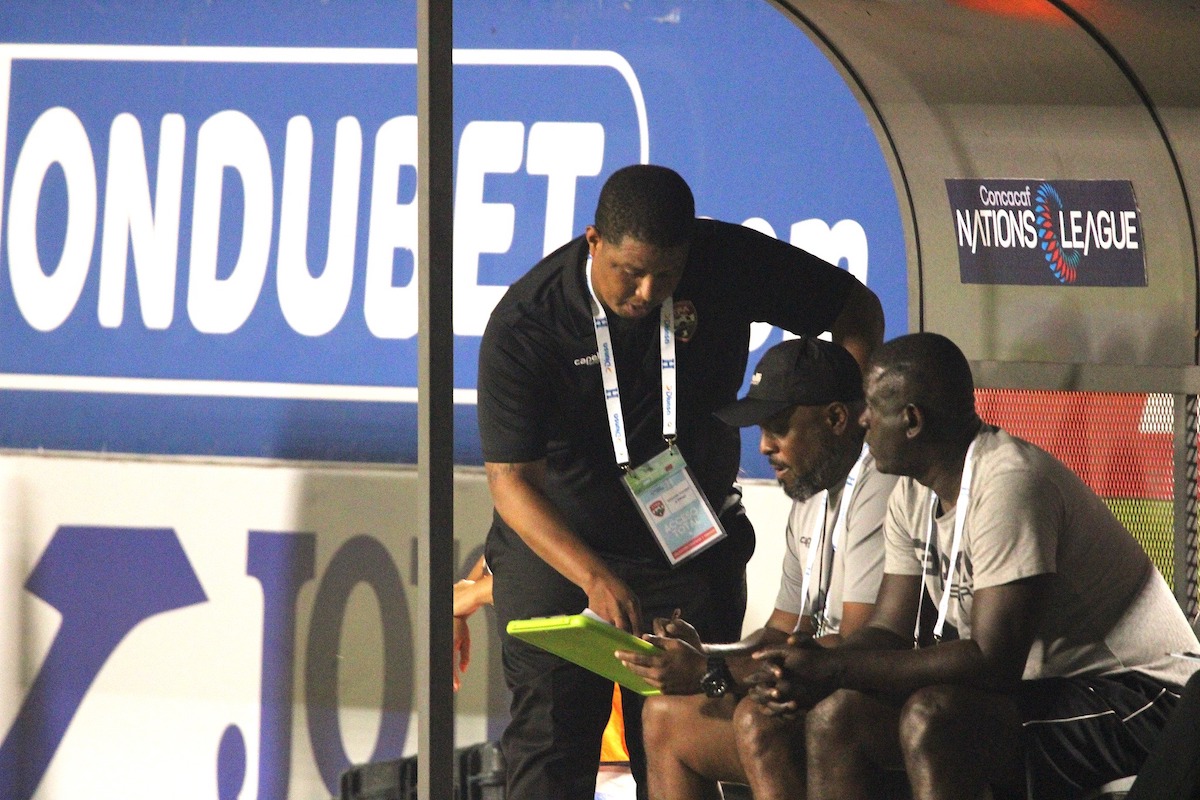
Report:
598,683,629,763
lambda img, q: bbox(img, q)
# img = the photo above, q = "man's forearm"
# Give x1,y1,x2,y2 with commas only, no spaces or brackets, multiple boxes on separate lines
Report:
484,461,611,591
454,575,492,618
816,577,1044,699
830,280,884,368
829,637,1006,699
484,460,646,631
705,627,790,684
837,621,912,652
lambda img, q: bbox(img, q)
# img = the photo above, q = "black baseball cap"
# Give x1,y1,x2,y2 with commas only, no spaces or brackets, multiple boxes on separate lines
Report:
714,336,863,428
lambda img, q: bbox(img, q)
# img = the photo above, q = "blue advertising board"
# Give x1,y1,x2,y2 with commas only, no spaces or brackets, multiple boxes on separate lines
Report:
0,1,906,476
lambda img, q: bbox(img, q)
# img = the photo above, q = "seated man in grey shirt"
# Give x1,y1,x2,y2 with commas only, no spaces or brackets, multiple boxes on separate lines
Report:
617,336,896,800
747,332,1199,800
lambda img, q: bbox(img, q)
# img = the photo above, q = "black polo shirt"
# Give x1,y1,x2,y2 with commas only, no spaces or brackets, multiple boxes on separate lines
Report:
478,218,856,566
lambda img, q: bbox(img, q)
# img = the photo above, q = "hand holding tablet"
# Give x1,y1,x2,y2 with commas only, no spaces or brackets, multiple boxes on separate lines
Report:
506,609,664,695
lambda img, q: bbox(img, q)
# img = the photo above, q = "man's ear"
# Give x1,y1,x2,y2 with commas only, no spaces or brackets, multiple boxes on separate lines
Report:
826,402,850,435
585,225,602,251
904,403,924,440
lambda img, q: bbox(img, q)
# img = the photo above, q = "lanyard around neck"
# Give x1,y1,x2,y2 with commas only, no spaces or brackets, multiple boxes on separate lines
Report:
914,438,978,645
585,256,677,468
798,444,869,622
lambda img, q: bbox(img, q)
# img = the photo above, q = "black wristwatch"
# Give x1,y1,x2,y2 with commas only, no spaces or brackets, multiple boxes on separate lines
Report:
700,656,735,698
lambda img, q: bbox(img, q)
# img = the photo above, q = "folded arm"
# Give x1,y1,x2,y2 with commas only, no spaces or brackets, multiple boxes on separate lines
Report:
748,571,1050,709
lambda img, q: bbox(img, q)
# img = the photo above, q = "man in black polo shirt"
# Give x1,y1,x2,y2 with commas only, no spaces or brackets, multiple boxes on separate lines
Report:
477,164,884,800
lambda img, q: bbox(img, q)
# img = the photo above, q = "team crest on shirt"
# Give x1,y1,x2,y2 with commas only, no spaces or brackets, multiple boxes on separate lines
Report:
673,300,698,342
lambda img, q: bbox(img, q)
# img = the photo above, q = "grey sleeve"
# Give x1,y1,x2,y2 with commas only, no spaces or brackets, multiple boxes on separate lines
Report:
774,500,813,616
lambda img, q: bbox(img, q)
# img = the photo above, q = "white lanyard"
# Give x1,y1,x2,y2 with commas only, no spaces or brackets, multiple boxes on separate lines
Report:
585,256,677,467
798,444,869,620
914,438,978,644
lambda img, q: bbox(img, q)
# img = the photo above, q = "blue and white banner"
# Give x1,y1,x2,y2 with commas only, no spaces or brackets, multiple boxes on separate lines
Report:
0,1,906,472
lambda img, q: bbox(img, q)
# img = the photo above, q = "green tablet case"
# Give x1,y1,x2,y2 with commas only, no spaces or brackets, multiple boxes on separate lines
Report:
505,613,663,696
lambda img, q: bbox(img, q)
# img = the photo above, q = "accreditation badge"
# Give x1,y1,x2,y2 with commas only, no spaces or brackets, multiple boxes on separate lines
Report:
622,446,727,566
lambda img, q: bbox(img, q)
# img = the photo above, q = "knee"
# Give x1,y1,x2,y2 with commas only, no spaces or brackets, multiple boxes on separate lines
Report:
732,696,768,755
641,694,676,754
806,688,863,746
732,696,786,758
898,685,959,761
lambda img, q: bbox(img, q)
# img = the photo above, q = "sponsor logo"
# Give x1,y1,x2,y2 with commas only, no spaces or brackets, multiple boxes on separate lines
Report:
1,526,413,800
0,44,646,395
574,352,600,366
946,179,1145,286
1033,183,1079,283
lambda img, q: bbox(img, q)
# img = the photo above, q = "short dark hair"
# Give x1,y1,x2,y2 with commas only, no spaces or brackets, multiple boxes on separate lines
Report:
868,332,977,437
594,164,695,248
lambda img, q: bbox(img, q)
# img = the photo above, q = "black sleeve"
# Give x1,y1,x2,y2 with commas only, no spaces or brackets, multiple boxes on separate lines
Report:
476,310,554,464
702,220,858,334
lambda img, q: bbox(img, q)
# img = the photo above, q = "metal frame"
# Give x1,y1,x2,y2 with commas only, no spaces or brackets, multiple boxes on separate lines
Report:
416,1,455,798
1179,394,1200,619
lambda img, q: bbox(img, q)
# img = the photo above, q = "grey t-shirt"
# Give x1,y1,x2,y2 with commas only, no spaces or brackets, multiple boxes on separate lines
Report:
884,425,1198,687
776,451,896,635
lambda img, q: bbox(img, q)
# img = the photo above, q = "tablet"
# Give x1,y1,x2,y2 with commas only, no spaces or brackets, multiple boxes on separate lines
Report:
506,612,662,696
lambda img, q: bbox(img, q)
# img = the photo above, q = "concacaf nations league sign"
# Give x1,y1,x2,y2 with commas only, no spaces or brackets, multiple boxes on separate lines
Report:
0,1,906,474
947,178,1147,287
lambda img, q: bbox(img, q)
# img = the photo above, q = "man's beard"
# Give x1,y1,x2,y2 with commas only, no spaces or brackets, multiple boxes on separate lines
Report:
779,435,861,502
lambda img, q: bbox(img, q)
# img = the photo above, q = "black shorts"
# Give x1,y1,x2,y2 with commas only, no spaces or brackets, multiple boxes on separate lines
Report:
1018,671,1182,800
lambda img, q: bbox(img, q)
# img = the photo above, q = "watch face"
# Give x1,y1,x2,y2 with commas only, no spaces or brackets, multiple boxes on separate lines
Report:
702,661,731,698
